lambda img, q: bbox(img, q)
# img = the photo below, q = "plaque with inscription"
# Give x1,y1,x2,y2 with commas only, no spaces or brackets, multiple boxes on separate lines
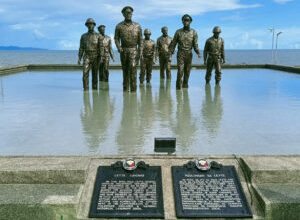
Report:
172,162,252,218
89,160,164,218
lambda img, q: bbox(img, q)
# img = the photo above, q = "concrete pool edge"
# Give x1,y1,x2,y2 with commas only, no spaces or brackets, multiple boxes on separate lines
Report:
0,155,299,219
1,64,300,75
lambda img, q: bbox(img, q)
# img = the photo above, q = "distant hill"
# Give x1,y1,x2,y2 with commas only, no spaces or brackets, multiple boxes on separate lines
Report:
0,46,48,51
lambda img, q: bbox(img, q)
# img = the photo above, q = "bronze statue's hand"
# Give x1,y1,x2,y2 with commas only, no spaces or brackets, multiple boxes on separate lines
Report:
204,61,207,66
197,53,201,59
222,59,226,64
77,59,81,65
112,58,115,62
118,48,123,53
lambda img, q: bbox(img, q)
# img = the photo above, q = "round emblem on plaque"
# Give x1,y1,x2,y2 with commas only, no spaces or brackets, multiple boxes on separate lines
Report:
195,159,211,171
123,158,137,171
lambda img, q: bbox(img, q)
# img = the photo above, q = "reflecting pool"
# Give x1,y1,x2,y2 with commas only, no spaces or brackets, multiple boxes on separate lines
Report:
0,69,300,155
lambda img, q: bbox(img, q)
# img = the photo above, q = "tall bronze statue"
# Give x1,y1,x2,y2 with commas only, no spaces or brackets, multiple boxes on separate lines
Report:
204,26,225,85
139,29,156,84
156,26,172,80
169,14,200,90
98,25,114,82
78,18,100,90
114,6,142,92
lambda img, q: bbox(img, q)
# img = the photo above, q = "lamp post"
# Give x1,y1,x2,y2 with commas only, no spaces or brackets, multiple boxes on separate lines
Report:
269,27,275,63
275,31,282,64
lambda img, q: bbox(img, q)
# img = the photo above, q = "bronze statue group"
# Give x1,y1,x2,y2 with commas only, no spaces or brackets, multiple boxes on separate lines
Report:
78,6,225,91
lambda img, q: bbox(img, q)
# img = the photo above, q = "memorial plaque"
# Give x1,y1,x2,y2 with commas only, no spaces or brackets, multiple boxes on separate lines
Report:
172,162,252,218
89,160,164,218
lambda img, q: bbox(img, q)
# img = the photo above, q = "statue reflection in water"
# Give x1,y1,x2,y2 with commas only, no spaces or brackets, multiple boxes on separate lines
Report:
201,84,223,138
171,89,197,150
0,78,3,100
156,79,173,123
116,85,155,153
139,84,154,127
80,90,115,150
116,92,142,153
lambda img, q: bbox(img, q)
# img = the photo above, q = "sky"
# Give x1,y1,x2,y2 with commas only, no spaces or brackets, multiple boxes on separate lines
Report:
0,0,299,50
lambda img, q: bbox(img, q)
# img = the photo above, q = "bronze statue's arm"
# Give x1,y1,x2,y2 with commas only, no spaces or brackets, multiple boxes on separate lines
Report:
221,40,225,63
203,41,208,64
155,39,160,61
193,31,201,58
78,36,84,64
153,42,157,63
109,38,114,61
169,31,178,54
137,25,143,60
114,26,122,53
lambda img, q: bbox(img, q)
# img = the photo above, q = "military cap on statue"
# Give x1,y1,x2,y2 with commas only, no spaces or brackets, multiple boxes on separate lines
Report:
181,14,193,22
121,6,134,14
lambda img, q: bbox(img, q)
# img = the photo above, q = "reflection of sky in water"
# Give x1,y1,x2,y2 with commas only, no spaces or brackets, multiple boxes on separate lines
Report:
0,69,300,155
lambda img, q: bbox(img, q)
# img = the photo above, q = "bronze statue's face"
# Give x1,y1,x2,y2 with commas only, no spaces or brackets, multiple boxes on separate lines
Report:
123,9,133,21
213,32,220,38
86,23,95,31
182,18,191,28
162,28,168,36
144,33,151,40
99,27,105,35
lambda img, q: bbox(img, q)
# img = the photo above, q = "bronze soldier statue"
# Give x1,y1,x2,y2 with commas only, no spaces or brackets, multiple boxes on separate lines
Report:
169,14,200,90
78,18,100,90
156,26,172,80
98,25,114,82
204,26,225,85
114,6,142,92
139,29,156,84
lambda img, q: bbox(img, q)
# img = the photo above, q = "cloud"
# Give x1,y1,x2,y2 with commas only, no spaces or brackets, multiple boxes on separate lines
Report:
10,22,40,30
33,29,45,40
1,0,299,49
221,12,244,21
217,27,267,49
100,0,261,19
0,0,261,22
273,0,293,4
292,43,300,49
58,40,78,50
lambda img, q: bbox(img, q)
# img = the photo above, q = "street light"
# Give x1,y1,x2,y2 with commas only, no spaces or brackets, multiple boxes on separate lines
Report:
269,27,275,63
275,31,283,64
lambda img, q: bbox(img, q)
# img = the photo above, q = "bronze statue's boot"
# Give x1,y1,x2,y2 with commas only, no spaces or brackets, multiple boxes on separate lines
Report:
83,80,89,91
130,87,136,92
92,81,98,90
182,82,188,88
176,81,182,90
139,75,144,84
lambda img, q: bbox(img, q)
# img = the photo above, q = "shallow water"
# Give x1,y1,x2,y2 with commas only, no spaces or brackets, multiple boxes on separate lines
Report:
0,69,300,155
1,50,300,68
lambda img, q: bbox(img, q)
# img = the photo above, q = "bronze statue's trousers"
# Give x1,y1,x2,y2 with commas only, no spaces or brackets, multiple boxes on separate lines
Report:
176,50,192,89
120,48,138,92
82,55,98,90
205,56,222,83
99,56,110,82
139,56,153,83
159,55,171,79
